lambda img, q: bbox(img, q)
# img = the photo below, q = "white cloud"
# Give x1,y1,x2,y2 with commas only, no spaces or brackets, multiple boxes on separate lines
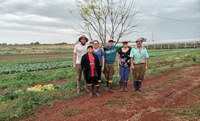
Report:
0,0,199,44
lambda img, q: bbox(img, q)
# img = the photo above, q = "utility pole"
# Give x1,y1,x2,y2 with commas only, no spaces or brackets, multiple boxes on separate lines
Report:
152,31,154,42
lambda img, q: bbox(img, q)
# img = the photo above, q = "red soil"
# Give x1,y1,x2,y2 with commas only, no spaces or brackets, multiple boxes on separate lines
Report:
23,65,200,121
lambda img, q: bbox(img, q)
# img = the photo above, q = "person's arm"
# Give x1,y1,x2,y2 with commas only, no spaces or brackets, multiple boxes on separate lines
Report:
73,53,77,69
117,53,120,69
81,55,85,70
95,55,101,82
102,48,105,68
73,45,77,69
145,48,149,70
131,57,135,70
145,59,148,70
130,49,135,70
116,45,122,51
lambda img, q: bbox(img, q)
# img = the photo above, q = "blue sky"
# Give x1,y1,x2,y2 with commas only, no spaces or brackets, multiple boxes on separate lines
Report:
0,0,199,44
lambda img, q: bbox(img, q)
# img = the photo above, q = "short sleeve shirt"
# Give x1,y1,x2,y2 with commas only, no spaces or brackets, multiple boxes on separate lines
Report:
93,48,104,66
73,43,88,64
118,47,131,67
104,45,122,64
130,47,149,64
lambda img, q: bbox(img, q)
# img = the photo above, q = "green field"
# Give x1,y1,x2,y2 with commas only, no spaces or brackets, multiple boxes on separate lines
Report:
0,45,199,120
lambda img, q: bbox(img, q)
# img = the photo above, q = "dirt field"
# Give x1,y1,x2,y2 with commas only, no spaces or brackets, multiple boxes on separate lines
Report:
0,52,72,63
23,65,200,121
0,52,72,59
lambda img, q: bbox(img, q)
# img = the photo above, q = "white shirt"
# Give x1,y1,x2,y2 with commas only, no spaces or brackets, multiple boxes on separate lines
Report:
73,43,88,64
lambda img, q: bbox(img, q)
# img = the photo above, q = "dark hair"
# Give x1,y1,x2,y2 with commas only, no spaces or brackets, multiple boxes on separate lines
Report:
93,40,99,44
87,45,93,49
136,37,144,43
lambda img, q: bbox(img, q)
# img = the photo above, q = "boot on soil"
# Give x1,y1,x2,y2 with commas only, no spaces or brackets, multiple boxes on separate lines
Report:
132,81,137,91
119,81,124,91
85,84,90,93
108,83,115,93
106,81,109,91
97,87,101,93
124,81,128,92
138,82,143,91
88,85,93,97
95,86,101,97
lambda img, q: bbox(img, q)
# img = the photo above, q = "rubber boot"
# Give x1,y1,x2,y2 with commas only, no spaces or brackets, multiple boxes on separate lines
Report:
133,81,137,91
97,86,101,93
136,81,140,90
88,85,93,97
119,81,124,91
92,84,94,94
108,83,115,93
85,84,89,93
138,82,143,91
98,81,101,93
95,86,100,97
124,81,128,92
106,81,109,91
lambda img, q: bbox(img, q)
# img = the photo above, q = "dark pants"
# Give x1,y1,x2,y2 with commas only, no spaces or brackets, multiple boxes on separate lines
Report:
97,66,102,81
119,66,130,82
86,77,99,86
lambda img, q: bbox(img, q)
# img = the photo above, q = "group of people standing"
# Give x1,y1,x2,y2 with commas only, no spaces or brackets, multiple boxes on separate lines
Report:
73,35,149,97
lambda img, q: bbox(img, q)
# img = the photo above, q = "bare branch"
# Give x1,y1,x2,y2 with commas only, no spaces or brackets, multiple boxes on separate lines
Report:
72,0,139,45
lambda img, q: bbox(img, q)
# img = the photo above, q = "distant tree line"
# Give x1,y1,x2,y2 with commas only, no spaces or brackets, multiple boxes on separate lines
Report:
0,43,7,45
0,42,70,45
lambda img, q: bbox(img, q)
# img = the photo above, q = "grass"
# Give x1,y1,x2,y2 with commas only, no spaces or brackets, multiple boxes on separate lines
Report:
146,61,199,77
106,96,128,108
157,104,200,118
132,92,143,98
0,68,76,89
61,107,85,117
154,76,184,90
0,80,83,120
142,75,185,94
0,90,56,120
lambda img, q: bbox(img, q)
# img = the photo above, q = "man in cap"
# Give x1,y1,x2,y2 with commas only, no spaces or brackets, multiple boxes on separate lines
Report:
103,39,122,93
130,37,149,91
73,35,89,93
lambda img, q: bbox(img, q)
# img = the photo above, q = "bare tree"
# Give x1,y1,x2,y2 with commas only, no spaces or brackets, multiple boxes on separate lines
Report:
72,0,139,45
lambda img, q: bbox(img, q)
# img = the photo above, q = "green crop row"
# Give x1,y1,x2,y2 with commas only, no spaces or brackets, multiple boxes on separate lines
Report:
149,48,200,57
0,61,72,74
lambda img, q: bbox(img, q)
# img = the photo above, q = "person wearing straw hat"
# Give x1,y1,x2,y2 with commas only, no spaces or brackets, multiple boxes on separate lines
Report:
73,35,89,93
103,39,122,93
130,37,149,91
117,40,132,92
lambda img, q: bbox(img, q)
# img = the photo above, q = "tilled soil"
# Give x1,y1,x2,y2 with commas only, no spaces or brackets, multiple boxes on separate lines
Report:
23,65,200,121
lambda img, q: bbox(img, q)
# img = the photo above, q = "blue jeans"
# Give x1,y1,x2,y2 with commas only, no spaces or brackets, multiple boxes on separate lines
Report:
119,66,130,82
